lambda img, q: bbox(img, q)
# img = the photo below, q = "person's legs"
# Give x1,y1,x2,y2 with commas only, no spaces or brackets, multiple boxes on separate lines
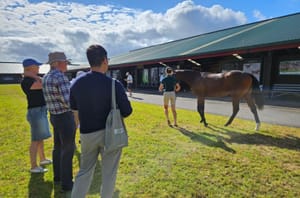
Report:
171,104,177,126
27,106,51,171
127,83,133,97
29,141,39,169
164,105,170,125
30,106,51,165
170,93,177,126
37,141,46,161
163,92,171,125
72,130,104,198
100,149,122,198
50,112,76,190
59,112,76,191
128,89,132,96
50,114,62,183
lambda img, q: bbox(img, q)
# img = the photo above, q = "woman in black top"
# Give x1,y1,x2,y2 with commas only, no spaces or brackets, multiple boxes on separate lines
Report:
159,67,181,126
21,59,52,173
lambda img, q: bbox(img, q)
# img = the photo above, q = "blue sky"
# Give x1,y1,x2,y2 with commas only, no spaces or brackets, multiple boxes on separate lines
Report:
1,0,299,63
27,0,300,21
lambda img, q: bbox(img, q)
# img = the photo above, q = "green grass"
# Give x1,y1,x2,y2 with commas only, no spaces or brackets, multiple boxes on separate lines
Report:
0,84,300,198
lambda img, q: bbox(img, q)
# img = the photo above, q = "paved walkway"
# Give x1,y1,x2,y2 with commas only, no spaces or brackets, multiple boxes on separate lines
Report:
128,90,300,128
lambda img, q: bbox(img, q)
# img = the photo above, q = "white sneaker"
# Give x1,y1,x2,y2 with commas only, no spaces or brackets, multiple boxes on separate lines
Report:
30,166,48,173
40,159,52,166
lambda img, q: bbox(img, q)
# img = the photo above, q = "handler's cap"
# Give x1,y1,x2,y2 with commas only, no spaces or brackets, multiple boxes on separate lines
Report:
47,52,70,64
22,58,43,67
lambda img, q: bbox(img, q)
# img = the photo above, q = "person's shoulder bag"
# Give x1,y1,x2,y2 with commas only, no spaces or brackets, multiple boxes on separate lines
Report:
104,79,128,153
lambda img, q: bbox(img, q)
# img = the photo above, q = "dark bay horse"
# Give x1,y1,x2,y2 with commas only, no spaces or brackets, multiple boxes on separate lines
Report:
175,70,264,130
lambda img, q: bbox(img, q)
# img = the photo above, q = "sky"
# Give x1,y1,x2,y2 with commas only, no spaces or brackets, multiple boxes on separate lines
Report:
1,0,299,64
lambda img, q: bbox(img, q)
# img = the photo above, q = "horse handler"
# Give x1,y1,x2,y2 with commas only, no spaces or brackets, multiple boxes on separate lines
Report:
159,67,181,127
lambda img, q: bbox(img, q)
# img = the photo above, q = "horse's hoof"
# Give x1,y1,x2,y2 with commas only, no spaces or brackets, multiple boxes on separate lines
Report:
204,123,208,127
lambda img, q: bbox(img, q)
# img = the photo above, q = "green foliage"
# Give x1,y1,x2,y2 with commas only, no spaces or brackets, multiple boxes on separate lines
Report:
0,85,299,198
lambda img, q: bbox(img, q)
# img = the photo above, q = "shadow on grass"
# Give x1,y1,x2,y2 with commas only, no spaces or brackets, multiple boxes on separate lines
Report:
209,124,300,151
28,173,52,198
175,126,236,153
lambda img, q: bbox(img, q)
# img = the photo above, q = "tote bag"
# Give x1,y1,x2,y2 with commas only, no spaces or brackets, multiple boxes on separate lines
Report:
104,79,128,153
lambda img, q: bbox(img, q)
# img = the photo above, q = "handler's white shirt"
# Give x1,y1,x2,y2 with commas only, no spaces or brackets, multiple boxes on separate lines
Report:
127,75,133,83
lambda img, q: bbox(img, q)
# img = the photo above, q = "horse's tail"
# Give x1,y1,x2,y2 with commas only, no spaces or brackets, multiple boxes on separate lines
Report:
248,74,264,110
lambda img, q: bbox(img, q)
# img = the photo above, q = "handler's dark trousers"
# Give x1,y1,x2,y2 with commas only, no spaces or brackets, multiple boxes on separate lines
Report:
50,111,76,191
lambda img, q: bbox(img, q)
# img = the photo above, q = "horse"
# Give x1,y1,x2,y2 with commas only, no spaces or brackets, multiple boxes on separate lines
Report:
174,70,264,130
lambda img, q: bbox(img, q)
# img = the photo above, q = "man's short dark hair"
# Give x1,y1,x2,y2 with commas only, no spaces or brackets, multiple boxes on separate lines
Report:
86,44,107,67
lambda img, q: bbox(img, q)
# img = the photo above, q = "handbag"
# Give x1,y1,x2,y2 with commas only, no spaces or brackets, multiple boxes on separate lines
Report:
104,79,128,153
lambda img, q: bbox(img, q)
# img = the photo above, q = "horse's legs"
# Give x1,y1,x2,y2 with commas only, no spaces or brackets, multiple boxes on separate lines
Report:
197,97,208,127
225,98,240,126
245,95,260,131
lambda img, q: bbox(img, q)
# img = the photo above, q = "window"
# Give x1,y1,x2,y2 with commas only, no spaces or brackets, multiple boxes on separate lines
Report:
279,60,300,75
221,62,241,72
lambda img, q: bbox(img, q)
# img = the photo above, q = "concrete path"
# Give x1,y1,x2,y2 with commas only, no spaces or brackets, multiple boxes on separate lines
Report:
129,91,300,128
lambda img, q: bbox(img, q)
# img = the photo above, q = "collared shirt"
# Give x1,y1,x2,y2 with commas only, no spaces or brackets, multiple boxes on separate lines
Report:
70,71,132,134
42,68,71,115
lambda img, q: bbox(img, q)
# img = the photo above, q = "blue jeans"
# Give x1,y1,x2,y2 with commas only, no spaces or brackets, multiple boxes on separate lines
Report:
50,111,76,190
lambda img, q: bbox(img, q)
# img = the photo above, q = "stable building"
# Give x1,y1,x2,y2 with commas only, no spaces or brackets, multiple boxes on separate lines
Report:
107,13,300,97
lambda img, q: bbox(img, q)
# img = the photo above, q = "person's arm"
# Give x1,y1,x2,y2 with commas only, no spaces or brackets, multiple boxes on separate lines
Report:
115,81,132,118
175,82,181,92
70,88,79,128
72,110,79,129
30,80,43,90
23,71,43,90
24,71,42,82
159,83,164,92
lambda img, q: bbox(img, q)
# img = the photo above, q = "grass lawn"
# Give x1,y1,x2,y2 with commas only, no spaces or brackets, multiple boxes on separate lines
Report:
0,84,299,198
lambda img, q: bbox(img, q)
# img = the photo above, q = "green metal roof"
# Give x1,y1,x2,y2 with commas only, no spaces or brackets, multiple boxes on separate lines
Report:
109,13,300,67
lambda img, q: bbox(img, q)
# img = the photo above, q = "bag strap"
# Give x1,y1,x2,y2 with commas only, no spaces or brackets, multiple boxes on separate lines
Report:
111,79,116,110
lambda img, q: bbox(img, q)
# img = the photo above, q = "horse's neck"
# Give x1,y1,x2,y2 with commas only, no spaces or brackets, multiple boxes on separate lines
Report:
176,71,198,85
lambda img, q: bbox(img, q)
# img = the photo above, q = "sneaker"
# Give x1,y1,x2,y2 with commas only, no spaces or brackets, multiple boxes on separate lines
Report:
30,166,48,173
40,159,52,166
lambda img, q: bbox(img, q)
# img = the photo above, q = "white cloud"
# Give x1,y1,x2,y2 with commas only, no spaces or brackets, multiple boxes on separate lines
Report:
0,0,247,63
253,10,267,21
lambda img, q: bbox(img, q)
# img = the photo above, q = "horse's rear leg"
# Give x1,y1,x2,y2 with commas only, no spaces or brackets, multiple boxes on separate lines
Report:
245,95,260,131
197,97,208,127
225,98,240,126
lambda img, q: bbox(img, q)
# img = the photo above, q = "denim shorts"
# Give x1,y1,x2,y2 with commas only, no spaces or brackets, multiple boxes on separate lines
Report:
27,106,51,141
